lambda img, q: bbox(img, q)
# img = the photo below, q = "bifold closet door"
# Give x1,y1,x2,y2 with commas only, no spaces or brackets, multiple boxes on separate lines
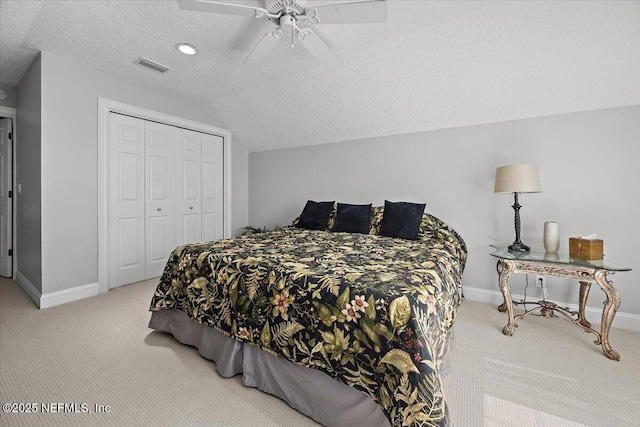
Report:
108,113,223,288
108,114,177,287
201,134,224,243
175,128,202,245
145,121,176,279
175,129,224,245
108,114,146,288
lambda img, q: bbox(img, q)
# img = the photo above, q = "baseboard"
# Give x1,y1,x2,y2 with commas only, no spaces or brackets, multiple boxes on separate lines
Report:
40,282,100,309
15,270,42,308
462,285,640,332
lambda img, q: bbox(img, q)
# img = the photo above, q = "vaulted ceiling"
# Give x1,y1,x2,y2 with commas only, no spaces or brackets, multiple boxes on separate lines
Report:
1,0,639,152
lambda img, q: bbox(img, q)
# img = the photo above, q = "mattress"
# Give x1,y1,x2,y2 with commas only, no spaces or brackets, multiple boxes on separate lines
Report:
149,213,466,426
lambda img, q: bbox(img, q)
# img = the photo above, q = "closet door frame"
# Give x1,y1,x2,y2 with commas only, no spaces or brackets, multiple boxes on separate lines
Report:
97,98,232,294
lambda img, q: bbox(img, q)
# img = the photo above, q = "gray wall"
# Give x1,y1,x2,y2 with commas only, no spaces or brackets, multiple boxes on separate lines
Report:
231,135,249,236
0,84,17,109
24,51,248,295
249,105,640,317
15,54,42,291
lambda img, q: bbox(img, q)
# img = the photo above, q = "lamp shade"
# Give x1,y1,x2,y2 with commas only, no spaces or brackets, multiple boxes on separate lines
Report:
494,164,541,194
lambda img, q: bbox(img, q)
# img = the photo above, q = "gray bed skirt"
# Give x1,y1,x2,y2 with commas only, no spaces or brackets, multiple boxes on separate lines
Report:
149,309,392,426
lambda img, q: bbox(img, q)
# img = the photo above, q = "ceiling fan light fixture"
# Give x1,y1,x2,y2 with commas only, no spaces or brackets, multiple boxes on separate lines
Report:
176,43,197,55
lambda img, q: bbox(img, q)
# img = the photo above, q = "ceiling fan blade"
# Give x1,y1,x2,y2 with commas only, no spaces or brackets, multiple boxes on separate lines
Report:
307,0,387,24
177,0,264,17
296,28,343,70
244,28,283,65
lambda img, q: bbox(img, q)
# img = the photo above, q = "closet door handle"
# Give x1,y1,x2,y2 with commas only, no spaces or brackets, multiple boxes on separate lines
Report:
190,206,194,210
157,208,162,212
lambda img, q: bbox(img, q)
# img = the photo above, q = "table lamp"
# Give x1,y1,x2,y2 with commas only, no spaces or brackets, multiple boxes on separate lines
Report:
494,164,541,252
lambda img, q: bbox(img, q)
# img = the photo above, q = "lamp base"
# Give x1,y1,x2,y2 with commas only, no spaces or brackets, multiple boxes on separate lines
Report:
508,241,531,252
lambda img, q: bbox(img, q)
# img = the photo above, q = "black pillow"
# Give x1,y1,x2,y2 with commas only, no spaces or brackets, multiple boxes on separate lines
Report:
379,200,426,240
332,203,372,234
296,200,335,230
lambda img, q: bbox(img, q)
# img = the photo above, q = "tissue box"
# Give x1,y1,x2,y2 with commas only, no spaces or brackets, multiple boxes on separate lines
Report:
569,238,603,260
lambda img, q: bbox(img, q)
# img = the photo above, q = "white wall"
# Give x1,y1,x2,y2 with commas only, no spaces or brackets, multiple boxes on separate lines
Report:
15,54,42,292
249,105,640,320
33,51,248,295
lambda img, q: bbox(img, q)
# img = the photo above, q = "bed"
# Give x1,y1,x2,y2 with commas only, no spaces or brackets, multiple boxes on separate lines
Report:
149,203,466,426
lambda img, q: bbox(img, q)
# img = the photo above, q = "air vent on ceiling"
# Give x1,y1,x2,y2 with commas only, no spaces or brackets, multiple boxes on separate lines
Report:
134,57,170,74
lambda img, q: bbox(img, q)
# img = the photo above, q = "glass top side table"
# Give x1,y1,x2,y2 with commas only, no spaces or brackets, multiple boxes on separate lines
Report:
490,245,631,360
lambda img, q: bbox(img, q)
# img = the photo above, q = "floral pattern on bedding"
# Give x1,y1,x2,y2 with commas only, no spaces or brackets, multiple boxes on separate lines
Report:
150,214,466,426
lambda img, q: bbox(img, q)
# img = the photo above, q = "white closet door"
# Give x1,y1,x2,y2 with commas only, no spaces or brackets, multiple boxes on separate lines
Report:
106,111,225,289
175,128,202,245
201,134,224,242
108,113,145,288
145,121,176,278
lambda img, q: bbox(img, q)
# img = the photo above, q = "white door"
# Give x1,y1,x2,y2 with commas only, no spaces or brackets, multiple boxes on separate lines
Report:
201,134,224,242
145,121,176,278
176,128,202,245
0,118,12,277
108,113,145,288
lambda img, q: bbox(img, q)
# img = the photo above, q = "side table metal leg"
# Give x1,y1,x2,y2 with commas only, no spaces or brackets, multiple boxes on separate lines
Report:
594,270,620,361
578,281,592,329
497,260,507,312
497,260,516,336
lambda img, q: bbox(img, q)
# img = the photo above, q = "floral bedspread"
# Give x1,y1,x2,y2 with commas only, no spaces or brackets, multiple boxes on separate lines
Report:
150,214,466,426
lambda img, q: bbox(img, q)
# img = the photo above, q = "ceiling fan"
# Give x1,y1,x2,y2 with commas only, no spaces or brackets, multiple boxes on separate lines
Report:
177,0,387,69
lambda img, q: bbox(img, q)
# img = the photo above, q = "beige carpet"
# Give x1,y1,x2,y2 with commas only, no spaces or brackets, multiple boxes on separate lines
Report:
1,277,639,426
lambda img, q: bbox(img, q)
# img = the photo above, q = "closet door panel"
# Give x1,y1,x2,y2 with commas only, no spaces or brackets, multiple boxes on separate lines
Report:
145,122,176,278
108,113,146,288
182,214,199,244
202,134,224,242
148,216,168,260
118,218,142,267
183,159,199,200
176,128,202,245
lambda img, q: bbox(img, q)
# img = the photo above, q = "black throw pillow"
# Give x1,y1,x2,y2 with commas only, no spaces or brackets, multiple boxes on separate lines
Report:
332,203,372,234
379,200,426,240
296,200,335,230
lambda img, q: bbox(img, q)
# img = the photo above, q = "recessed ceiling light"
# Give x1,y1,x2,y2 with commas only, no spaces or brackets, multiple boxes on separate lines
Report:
176,43,197,55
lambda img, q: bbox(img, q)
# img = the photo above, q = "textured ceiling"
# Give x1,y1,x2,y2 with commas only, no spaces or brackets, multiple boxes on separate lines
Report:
1,0,639,152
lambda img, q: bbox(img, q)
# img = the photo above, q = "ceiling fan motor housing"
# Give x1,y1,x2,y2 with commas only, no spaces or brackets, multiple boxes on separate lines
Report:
280,14,295,28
